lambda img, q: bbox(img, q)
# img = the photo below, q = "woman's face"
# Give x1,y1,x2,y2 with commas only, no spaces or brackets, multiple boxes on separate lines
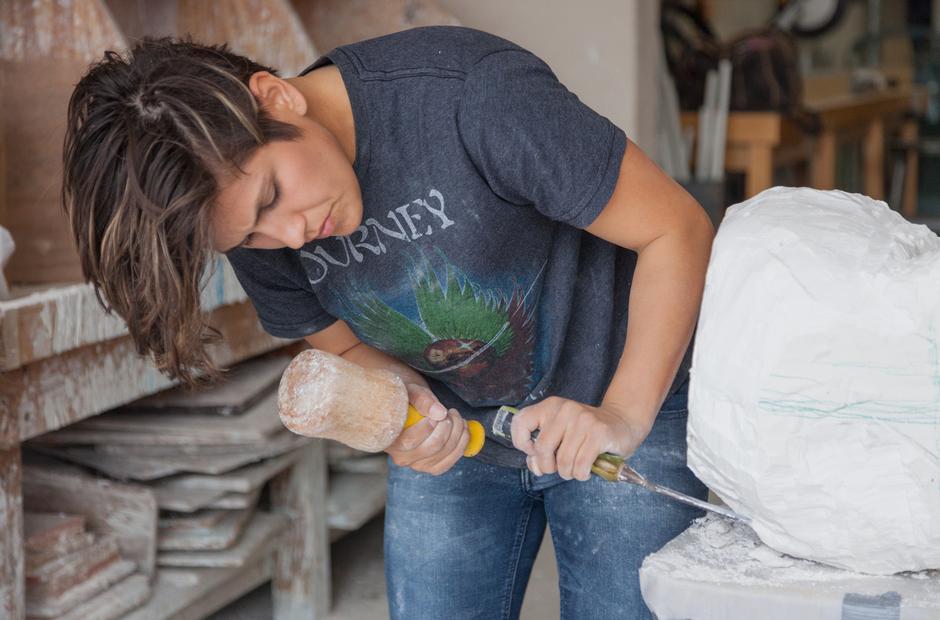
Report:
211,113,363,253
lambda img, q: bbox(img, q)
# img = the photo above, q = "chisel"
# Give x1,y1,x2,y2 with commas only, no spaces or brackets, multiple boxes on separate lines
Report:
485,406,750,524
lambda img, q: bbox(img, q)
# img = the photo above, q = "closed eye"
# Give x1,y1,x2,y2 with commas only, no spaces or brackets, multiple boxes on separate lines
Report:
237,178,280,249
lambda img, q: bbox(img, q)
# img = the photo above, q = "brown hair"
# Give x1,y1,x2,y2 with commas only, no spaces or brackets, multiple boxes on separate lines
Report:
62,37,301,385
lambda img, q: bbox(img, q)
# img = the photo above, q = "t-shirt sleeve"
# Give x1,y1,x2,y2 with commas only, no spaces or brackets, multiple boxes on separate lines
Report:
456,49,627,229
225,247,336,339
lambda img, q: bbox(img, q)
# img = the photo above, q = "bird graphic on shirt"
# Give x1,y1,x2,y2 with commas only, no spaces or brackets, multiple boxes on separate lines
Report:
342,264,537,404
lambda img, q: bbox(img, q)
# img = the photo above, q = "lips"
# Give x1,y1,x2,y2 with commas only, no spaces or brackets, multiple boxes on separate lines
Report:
306,205,335,242
318,213,335,239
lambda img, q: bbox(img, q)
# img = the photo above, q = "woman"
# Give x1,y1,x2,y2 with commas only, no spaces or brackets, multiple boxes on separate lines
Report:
63,26,713,619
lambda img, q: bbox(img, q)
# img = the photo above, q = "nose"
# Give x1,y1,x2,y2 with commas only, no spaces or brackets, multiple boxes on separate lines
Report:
273,212,308,250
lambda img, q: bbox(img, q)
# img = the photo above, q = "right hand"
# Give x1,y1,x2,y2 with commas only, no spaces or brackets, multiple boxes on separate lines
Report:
385,383,470,475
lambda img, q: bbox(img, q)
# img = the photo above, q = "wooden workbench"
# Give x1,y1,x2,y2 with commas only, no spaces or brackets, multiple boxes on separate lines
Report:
0,260,331,620
681,85,924,217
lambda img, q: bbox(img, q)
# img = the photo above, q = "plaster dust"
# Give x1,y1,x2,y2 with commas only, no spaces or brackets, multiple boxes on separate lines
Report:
640,515,940,618
688,187,940,574
278,349,409,452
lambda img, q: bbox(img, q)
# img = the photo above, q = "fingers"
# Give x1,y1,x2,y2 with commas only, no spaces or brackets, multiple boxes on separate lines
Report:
412,412,469,475
525,398,573,476
388,417,437,463
572,439,598,482
389,408,468,475
526,454,543,477
406,383,447,421
554,418,587,481
511,403,544,454
515,398,607,481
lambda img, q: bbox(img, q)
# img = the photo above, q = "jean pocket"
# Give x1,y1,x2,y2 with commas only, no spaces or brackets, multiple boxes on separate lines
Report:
656,387,689,421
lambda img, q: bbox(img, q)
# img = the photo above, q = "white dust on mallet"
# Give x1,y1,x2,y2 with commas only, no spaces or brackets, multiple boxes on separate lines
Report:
278,349,408,452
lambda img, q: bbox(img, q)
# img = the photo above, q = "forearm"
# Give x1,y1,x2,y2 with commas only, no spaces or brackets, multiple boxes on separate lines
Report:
340,341,429,389
601,219,713,429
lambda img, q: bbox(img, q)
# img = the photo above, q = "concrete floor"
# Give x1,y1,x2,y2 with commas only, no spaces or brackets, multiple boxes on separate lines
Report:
210,513,560,619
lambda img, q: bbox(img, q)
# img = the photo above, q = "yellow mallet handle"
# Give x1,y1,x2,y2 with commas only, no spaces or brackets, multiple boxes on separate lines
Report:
404,405,485,457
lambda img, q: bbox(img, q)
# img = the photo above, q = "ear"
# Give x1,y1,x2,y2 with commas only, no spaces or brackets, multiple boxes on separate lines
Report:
248,71,308,118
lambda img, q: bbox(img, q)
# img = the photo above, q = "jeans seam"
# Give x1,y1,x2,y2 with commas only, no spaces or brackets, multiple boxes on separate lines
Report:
501,498,537,620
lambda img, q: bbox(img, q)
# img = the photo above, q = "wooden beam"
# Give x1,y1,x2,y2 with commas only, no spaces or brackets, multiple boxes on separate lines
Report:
0,447,24,620
863,118,886,200
812,131,838,190
6,300,288,443
902,118,919,218
270,441,330,619
0,258,247,372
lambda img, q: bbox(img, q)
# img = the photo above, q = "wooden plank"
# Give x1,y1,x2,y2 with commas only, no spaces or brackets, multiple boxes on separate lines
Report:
24,512,85,554
94,429,305,456
151,486,229,514
158,507,254,551
51,390,283,442
807,87,921,129
149,450,304,496
31,447,185,481
159,509,230,532
157,511,287,568
21,461,158,577
327,472,387,532
0,258,247,371
206,489,261,510
0,446,24,620
31,431,310,481
12,300,290,441
123,556,274,620
26,537,119,599
55,573,151,620
123,354,290,416
27,532,94,574
25,558,136,619
271,440,330,619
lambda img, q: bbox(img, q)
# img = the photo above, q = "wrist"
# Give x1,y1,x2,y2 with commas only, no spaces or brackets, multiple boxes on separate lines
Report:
600,399,657,434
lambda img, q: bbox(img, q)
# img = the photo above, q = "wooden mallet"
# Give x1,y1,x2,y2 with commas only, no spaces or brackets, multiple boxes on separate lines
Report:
278,349,485,456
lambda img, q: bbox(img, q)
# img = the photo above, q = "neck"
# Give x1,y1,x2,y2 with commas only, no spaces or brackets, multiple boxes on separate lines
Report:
288,66,356,164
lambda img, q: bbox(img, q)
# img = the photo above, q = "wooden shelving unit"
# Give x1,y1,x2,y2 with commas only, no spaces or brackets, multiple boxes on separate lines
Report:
0,262,346,619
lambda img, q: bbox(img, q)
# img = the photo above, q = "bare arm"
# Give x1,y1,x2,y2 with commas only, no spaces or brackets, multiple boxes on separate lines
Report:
513,140,714,480
305,320,429,388
586,140,714,427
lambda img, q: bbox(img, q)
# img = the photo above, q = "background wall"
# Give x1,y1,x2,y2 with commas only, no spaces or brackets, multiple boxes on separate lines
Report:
437,0,661,155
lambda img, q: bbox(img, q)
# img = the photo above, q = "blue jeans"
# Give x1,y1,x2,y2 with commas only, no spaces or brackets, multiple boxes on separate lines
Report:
384,386,707,619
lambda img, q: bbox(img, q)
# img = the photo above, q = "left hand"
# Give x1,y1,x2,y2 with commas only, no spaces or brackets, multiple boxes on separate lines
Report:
510,397,653,481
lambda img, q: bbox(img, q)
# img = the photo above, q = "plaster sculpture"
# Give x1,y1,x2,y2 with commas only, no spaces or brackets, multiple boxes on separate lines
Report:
688,187,940,574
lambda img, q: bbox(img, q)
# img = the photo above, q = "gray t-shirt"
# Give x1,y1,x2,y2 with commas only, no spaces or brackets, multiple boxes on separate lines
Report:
227,26,689,468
